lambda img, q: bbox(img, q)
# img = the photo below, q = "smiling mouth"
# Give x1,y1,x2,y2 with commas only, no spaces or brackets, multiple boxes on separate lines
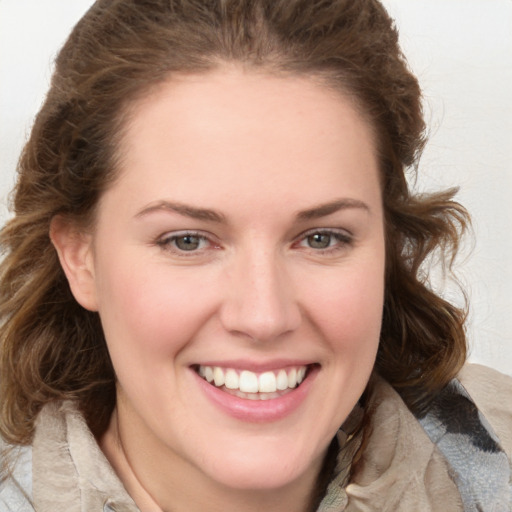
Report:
194,365,313,401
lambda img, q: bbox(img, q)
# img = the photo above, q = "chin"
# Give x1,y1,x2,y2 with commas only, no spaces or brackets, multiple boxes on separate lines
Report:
195,438,325,492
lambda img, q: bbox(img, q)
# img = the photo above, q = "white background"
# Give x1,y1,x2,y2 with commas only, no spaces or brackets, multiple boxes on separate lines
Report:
1,1,511,375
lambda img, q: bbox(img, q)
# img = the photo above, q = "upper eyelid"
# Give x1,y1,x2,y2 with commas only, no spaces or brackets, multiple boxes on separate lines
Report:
156,230,217,250
155,228,352,242
292,227,354,250
295,227,353,239
158,229,215,241
154,227,354,248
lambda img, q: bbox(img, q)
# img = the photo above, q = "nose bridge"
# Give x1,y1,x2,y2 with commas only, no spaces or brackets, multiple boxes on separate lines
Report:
220,242,301,342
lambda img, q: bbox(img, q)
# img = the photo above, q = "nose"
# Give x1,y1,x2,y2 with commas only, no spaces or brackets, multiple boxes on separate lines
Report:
219,247,301,343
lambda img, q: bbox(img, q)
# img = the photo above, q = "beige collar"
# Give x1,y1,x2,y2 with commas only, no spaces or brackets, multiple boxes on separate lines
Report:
32,401,138,512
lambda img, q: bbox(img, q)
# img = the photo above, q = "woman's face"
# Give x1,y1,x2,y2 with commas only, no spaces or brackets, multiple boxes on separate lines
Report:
75,68,385,493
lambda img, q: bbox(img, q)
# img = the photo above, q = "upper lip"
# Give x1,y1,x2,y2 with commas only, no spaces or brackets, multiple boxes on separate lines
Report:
192,359,317,372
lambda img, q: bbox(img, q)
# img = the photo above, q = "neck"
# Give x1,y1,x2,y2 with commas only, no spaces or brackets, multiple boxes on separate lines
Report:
99,408,326,512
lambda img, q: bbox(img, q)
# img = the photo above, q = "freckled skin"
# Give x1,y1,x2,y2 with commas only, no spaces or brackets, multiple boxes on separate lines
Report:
63,67,386,511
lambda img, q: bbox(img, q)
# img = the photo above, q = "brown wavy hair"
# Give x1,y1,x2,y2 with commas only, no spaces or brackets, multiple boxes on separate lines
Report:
0,0,468,445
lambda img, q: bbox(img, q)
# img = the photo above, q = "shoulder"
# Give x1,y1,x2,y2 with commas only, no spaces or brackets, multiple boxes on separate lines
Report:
456,363,512,458
416,363,512,511
0,441,34,511
343,367,512,511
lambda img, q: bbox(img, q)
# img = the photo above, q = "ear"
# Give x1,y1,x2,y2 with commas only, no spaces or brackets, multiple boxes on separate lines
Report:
50,215,98,312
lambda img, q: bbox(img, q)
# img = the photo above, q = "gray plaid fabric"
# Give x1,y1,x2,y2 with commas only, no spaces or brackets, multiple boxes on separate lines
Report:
417,378,512,511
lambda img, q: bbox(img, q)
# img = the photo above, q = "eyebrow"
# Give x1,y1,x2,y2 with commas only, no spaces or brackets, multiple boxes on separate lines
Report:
135,201,226,223
296,198,370,220
135,197,369,223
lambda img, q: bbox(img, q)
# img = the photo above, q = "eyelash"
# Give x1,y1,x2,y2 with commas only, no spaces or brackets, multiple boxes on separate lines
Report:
293,228,353,254
156,231,215,255
155,228,353,256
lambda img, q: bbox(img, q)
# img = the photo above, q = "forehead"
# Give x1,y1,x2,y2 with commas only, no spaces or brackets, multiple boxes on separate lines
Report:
107,67,381,217
124,67,375,146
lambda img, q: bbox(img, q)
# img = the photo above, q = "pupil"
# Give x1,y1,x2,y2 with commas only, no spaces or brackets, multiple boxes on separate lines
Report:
308,233,331,249
176,235,200,251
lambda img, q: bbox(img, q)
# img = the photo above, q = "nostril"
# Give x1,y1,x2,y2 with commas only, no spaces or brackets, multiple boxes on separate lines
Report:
219,301,301,343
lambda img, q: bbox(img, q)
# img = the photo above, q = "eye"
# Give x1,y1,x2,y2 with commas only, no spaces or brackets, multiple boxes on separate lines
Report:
156,231,214,253
295,229,352,252
306,233,334,249
173,234,204,251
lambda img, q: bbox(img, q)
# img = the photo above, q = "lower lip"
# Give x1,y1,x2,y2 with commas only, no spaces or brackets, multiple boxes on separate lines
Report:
193,366,319,423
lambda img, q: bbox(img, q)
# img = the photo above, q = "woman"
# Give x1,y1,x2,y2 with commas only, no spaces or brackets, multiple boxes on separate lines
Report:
0,0,510,510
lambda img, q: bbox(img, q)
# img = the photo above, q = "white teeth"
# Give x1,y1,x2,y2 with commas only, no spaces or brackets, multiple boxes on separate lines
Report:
276,370,288,391
204,366,214,383
197,365,309,394
239,370,259,393
288,368,297,388
213,367,225,387
259,371,277,393
224,369,239,390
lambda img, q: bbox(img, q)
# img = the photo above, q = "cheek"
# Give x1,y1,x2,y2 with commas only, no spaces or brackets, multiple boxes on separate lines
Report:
95,257,219,359
300,259,385,351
